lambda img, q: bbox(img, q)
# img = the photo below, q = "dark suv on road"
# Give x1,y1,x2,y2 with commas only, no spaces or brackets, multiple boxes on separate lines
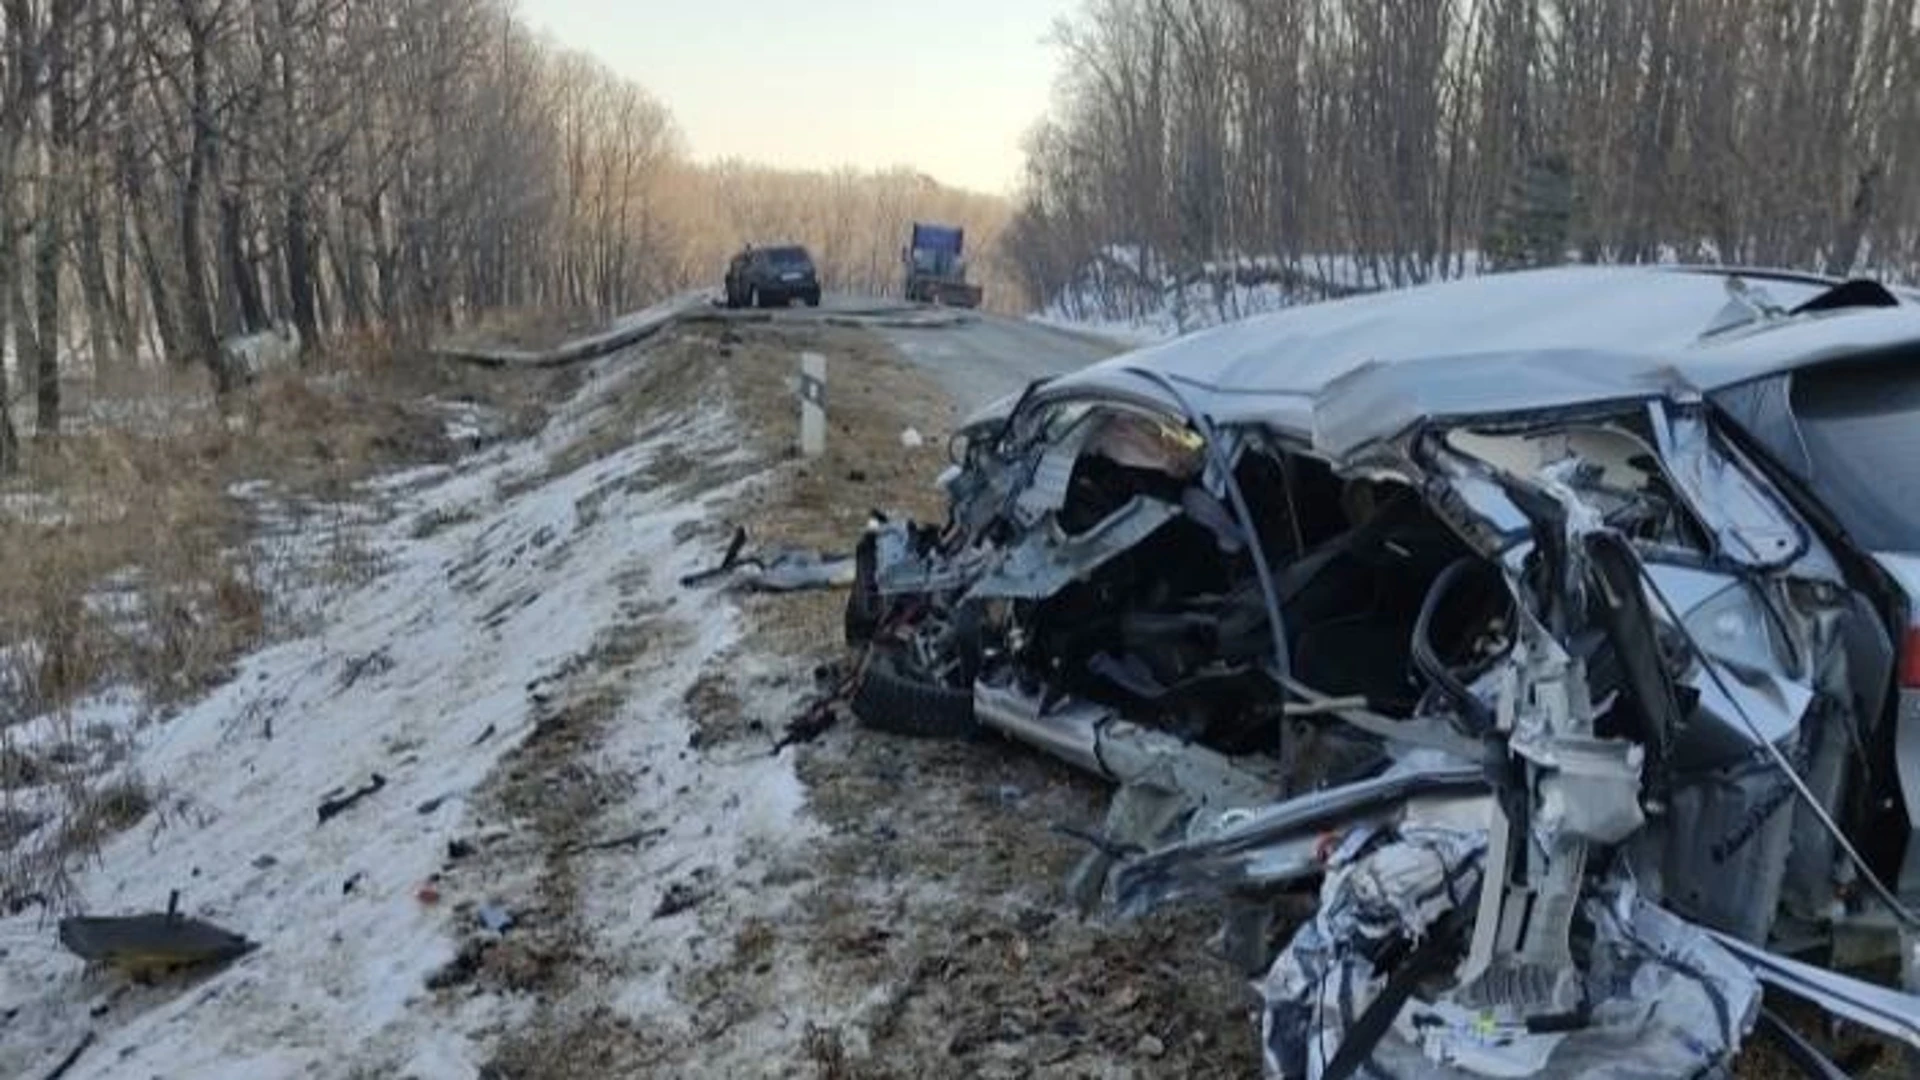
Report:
724,245,822,309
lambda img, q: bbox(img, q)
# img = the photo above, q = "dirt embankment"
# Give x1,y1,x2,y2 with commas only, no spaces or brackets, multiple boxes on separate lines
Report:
428,320,1258,1079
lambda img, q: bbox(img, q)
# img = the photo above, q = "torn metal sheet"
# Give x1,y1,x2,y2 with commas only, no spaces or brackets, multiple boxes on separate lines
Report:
1651,405,1807,569
1012,410,1100,526
681,529,855,593
1710,929,1920,1052
1110,762,1491,917
964,495,1183,601
974,679,1278,806
1264,855,1760,1080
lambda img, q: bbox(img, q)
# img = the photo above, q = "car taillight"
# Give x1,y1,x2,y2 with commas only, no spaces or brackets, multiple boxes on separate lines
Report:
1900,626,1920,689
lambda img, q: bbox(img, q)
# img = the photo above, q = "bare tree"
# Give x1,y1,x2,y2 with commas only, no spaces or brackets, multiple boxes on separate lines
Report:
1011,0,1920,317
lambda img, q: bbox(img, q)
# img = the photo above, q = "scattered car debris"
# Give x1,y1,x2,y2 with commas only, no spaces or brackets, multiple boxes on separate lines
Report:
652,880,709,920
337,648,395,690
843,267,1920,1075
447,838,476,861
58,891,257,980
342,872,366,896
775,695,838,753
775,664,858,753
317,773,387,825
681,526,855,593
561,827,666,856
476,905,515,935
39,1030,95,1080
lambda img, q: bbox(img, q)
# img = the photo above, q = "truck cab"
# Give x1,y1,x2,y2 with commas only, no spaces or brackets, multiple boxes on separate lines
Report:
902,223,983,308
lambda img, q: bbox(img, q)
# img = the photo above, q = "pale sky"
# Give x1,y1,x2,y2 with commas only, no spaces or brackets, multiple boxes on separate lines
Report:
515,0,1079,195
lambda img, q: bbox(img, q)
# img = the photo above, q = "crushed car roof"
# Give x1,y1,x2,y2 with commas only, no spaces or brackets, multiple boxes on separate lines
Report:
1039,266,1920,458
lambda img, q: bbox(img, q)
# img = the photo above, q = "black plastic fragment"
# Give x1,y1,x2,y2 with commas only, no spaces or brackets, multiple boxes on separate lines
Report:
317,773,387,825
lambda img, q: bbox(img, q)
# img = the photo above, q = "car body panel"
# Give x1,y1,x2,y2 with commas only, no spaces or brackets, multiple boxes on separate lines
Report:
1028,266,1920,457
856,264,1920,1077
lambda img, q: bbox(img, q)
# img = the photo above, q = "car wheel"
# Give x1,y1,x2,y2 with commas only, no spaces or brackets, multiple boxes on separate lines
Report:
806,291,821,308
850,647,978,740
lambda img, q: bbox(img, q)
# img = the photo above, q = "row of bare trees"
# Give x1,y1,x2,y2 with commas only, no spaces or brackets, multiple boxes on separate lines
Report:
0,0,682,466
0,0,1021,470
1006,0,1920,317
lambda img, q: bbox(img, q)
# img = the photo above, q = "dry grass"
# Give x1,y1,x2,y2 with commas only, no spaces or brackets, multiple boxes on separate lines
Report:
432,306,609,355
0,329,577,909
699,321,954,663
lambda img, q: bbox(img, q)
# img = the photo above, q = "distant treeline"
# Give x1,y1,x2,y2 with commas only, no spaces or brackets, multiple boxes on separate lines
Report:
0,0,1011,467
1004,0,1920,317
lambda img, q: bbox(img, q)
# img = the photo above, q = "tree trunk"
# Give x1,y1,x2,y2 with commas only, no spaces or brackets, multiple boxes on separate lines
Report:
179,9,227,394
11,257,36,407
217,134,267,335
0,179,22,474
130,188,184,367
285,182,318,350
76,195,124,378
35,3,72,440
35,177,62,437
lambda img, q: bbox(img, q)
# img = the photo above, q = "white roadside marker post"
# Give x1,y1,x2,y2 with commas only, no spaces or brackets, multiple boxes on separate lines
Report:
799,352,827,458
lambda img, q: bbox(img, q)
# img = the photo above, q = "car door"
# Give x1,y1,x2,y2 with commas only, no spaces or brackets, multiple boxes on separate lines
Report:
1715,358,1920,906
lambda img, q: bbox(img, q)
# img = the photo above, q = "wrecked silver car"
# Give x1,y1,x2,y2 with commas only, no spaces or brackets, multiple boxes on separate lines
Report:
845,267,1920,1077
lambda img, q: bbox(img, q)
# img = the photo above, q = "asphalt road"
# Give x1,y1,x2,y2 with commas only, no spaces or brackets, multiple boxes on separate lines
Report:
878,311,1126,414
716,291,1130,414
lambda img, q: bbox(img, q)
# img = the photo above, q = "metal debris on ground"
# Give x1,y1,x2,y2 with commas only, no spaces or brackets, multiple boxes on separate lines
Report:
562,827,667,856
58,891,257,978
317,773,387,825
652,880,709,920
476,905,515,934
39,1030,95,1080
680,526,854,593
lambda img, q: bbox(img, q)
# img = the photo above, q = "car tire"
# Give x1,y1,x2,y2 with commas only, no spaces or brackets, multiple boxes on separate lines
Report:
850,647,978,740
805,291,821,308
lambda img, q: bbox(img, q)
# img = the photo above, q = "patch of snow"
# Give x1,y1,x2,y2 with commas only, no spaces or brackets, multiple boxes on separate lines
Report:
0,340,789,1079
1034,250,1498,341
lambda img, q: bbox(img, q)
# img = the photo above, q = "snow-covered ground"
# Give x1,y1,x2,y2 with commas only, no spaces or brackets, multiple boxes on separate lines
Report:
0,340,813,1078
1031,248,1492,343
1031,247,1919,342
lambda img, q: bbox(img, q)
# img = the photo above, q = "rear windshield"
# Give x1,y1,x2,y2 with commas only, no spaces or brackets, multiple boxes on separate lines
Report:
1790,359,1920,550
765,247,812,269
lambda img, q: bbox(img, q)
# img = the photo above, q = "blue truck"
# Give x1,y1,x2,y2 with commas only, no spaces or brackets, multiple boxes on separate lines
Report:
902,223,983,308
